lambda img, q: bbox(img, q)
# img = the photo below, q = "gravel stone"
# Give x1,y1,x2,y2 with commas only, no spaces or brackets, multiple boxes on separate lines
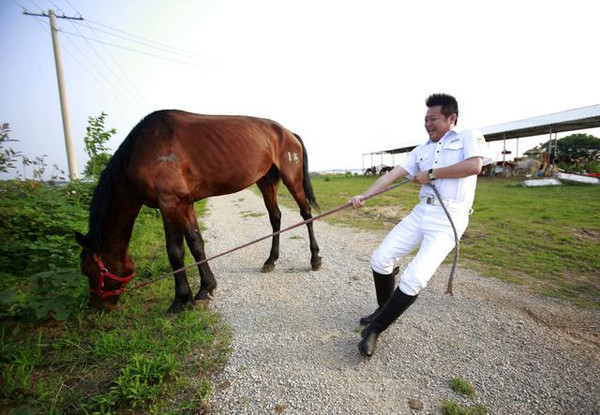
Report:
203,189,599,414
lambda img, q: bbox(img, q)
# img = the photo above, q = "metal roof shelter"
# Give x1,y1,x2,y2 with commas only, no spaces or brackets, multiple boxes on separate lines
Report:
364,105,600,166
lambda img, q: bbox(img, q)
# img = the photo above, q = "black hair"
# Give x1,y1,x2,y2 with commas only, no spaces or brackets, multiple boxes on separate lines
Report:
426,93,459,124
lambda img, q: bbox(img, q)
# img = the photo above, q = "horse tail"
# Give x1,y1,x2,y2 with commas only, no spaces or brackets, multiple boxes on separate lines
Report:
293,133,320,212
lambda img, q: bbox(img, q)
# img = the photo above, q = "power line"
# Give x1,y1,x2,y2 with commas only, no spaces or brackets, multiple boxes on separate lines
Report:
83,18,213,62
53,0,146,108
24,2,148,113
24,11,143,118
73,24,209,62
81,22,149,110
10,0,28,12
48,0,65,15
65,19,148,111
25,0,44,13
60,0,82,15
59,28,142,117
58,29,210,68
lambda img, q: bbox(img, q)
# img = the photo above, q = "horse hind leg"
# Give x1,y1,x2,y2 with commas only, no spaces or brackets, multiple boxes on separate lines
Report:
301,207,322,271
280,174,322,271
256,174,281,273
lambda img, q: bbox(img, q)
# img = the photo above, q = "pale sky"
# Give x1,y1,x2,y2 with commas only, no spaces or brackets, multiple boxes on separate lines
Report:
1,0,599,179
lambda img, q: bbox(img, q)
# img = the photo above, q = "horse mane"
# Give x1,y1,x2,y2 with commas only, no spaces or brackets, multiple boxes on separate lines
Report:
86,111,170,251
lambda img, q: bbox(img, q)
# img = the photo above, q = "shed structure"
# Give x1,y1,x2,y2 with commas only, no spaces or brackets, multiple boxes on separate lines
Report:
363,104,600,169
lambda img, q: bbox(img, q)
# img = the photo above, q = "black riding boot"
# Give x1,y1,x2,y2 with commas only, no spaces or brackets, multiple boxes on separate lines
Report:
359,267,399,326
358,287,418,358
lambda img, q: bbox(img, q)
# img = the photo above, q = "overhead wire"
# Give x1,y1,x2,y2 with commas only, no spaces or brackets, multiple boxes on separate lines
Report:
22,2,141,117
58,29,211,68
59,30,141,117
25,0,44,13
83,18,213,63
35,2,142,116
77,22,150,110
19,0,217,119
52,0,148,111
63,19,148,113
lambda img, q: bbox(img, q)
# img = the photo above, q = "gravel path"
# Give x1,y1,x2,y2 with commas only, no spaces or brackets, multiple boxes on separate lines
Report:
203,189,599,414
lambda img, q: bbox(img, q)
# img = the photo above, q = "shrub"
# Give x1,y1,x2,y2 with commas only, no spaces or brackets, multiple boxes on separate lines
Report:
0,180,94,321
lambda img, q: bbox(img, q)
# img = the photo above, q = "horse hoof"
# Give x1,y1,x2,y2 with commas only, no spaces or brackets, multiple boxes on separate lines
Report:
311,257,322,271
168,302,185,314
194,289,212,301
261,263,275,273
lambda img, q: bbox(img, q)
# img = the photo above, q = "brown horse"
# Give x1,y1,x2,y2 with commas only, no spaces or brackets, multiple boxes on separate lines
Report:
75,110,321,313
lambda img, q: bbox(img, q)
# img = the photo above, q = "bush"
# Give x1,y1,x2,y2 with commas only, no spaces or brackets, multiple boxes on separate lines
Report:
0,180,95,321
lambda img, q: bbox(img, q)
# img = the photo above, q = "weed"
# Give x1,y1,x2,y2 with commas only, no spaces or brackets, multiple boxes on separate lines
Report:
450,377,476,398
443,400,491,415
88,352,178,412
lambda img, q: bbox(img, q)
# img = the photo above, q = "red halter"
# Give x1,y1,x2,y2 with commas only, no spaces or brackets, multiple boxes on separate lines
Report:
90,254,135,298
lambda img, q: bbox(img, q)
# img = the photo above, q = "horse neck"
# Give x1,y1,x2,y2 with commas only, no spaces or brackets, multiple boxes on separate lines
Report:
99,185,142,271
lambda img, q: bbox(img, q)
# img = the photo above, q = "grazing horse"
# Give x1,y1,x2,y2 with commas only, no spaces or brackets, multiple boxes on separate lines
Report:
75,110,321,313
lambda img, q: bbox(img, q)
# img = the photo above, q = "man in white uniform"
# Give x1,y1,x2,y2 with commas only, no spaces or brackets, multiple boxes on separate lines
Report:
351,93,492,358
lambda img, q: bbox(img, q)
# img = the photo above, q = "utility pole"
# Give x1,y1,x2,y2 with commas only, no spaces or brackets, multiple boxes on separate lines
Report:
24,9,83,181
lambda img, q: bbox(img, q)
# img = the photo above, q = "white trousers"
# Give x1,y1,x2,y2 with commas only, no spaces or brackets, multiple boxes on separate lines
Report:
371,202,469,296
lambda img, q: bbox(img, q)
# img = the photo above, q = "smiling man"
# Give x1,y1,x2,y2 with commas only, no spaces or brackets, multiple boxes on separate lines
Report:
349,93,492,358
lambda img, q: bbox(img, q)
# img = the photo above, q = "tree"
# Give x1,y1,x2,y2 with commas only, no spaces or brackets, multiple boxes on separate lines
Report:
556,134,599,160
0,123,21,174
540,133,600,174
83,112,116,181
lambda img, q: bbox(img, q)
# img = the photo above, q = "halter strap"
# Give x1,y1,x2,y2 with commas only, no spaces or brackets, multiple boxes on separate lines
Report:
90,254,135,298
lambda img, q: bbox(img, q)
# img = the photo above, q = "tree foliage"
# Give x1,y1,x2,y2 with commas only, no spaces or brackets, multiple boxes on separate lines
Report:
0,123,21,173
539,133,600,173
83,112,116,181
541,133,600,161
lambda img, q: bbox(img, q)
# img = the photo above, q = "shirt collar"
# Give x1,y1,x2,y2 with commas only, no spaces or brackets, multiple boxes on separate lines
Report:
426,127,458,145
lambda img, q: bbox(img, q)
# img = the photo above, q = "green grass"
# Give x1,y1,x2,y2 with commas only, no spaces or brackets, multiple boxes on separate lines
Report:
450,377,476,398
442,376,490,414
443,400,491,415
268,174,600,309
1,189,230,414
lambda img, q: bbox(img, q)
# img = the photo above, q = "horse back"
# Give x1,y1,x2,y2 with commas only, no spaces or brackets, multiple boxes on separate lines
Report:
125,110,304,204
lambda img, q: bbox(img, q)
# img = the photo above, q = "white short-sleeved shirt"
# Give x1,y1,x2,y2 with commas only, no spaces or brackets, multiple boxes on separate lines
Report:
400,128,492,208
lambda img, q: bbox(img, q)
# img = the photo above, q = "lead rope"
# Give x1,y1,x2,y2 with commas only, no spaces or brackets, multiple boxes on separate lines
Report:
133,178,412,290
133,177,460,295
428,183,459,296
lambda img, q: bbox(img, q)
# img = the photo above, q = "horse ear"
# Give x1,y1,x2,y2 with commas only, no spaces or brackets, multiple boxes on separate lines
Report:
75,232,94,251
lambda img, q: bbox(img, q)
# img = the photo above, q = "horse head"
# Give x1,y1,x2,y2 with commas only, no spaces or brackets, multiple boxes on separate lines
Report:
75,232,135,311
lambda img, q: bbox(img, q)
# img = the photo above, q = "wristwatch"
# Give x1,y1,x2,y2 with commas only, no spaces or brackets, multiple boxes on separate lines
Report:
428,168,436,181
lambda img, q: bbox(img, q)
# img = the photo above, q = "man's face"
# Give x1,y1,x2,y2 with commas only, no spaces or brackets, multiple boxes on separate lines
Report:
424,105,455,141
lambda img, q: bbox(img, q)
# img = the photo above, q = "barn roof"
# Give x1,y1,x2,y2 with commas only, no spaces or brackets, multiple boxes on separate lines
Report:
481,104,600,141
369,104,600,156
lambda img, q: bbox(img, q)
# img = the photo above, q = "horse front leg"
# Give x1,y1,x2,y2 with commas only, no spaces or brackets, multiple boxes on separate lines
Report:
163,218,194,313
181,207,217,301
257,178,281,273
